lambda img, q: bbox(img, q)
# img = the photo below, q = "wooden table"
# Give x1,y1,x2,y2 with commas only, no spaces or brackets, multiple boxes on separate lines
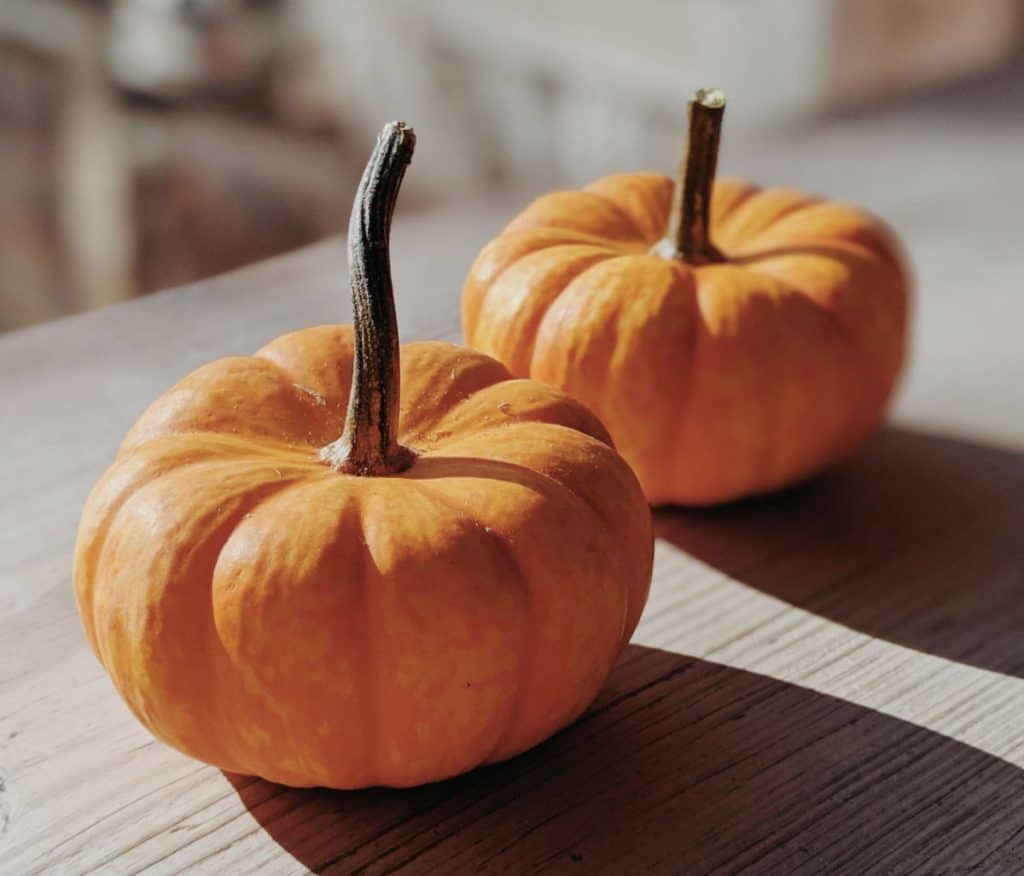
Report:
3,70,1024,873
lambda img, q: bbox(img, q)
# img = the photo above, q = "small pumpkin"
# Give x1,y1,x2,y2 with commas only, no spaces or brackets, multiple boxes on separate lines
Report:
74,123,652,789
463,89,910,505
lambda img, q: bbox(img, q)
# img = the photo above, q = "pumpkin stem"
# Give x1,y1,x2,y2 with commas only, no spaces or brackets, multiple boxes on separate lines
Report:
652,88,727,265
321,121,416,476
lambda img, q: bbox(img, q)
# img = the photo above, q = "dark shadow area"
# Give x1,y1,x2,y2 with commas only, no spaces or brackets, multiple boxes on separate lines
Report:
655,426,1024,677
225,644,1024,874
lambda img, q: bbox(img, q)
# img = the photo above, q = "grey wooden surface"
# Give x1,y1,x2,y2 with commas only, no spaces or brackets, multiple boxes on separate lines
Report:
2,67,1024,874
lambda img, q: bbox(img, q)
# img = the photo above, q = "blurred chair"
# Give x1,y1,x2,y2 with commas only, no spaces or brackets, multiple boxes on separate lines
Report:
0,0,355,332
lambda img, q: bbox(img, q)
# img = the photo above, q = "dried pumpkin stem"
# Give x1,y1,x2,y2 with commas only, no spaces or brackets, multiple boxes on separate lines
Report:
321,121,416,475
653,88,727,265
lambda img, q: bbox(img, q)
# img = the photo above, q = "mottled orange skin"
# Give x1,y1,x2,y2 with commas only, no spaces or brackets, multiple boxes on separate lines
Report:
73,327,652,789
464,174,910,505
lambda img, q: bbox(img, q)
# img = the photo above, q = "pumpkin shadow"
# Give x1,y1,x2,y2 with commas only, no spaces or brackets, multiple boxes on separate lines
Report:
655,426,1024,677
224,645,1024,873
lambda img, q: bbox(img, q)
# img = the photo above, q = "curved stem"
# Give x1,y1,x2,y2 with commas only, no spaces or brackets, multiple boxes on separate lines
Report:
652,88,727,265
321,121,416,475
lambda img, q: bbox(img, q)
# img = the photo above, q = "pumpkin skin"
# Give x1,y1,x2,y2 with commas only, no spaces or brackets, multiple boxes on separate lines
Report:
463,108,910,505
73,124,653,790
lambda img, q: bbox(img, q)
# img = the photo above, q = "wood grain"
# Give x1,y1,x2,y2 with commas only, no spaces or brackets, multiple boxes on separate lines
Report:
2,66,1024,874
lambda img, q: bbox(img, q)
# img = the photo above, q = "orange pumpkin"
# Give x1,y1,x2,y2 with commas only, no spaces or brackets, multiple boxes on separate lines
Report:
73,123,652,789
464,89,910,505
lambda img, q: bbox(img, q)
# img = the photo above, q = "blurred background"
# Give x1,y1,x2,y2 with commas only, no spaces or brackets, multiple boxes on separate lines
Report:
1,0,1023,333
